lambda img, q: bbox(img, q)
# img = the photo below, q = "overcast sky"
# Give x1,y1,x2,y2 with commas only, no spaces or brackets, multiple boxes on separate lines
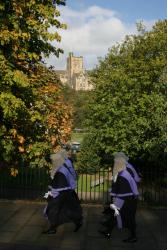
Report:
45,0,167,70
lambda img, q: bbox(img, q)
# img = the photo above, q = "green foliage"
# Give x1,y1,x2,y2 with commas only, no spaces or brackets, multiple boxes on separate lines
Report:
81,19,167,170
77,133,101,172
0,0,68,169
62,86,93,129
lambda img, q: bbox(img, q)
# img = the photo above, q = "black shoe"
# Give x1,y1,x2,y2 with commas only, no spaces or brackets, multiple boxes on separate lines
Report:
73,223,82,232
42,228,57,234
98,229,111,239
123,236,138,243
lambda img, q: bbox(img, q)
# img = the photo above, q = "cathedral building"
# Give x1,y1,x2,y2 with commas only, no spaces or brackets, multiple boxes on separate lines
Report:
56,52,93,91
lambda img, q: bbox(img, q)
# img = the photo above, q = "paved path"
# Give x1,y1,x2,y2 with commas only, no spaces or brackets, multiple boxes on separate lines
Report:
0,201,166,250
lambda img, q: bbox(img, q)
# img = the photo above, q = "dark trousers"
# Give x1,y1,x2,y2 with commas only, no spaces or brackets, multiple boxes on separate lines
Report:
102,198,137,237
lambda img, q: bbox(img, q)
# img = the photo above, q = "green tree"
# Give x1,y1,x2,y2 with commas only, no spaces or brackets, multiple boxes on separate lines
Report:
0,0,68,169
62,86,93,129
76,133,101,172
80,20,167,169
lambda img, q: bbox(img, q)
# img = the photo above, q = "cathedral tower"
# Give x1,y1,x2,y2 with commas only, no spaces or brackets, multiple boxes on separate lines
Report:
67,52,84,88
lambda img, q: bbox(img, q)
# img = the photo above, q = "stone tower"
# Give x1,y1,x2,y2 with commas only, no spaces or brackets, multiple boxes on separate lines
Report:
67,52,84,88
56,53,93,91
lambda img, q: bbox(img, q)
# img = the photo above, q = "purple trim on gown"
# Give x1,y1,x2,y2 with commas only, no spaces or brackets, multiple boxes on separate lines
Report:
59,161,77,190
120,170,139,196
114,197,124,209
117,215,122,229
126,163,141,183
110,170,139,197
115,198,124,228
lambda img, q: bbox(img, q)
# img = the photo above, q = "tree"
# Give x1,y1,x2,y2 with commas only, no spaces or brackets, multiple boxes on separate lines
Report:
80,19,167,169
0,0,69,169
34,65,73,146
76,133,101,172
21,65,73,168
62,86,93,129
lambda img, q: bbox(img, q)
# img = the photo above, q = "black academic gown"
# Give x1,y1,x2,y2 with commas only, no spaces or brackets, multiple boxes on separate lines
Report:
111,174,138,230
45,171,82,230
102,170,138,235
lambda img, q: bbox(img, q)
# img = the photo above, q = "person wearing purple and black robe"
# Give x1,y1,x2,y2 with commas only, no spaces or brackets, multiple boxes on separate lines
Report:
60,148,82,207
99,154,139,243
60,147,77,190
102,152,141,216
43,150,83,234
114,152,141,185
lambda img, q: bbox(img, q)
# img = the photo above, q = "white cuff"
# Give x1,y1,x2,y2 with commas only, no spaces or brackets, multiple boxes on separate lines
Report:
44,191,52,199
110,203,119,210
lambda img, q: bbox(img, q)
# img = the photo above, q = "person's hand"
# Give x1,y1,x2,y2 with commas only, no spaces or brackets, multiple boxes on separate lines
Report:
44,191,52,199
110,203,120,216
114,208,119,216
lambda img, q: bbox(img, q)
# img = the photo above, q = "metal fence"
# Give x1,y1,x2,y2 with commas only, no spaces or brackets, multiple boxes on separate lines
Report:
0,167,49,200
139,168,167,206
0,167,166,206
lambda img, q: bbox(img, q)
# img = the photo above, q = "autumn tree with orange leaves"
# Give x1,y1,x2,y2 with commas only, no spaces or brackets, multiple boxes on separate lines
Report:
0,0,70,170
34,65,73,150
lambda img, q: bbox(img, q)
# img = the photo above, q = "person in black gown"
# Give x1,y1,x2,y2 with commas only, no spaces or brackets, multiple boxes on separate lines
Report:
43,150,83,234
114,152,141,184
99,153,139,243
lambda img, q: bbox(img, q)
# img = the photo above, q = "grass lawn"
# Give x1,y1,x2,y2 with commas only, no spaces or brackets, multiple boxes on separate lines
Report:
76,173,110,193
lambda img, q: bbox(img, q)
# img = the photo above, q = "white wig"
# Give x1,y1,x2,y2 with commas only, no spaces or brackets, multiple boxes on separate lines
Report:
60,149,68,161
114,152,129,161
50,151,66,179
113,153,127,180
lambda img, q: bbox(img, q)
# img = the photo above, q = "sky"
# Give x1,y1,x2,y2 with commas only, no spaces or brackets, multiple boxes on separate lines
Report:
45,0,167,70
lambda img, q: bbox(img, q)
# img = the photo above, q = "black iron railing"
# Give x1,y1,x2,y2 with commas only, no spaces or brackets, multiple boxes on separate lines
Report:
0,167,166,205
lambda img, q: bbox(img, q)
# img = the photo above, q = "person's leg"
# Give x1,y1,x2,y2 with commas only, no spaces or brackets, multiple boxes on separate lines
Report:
66,190,83,232
42,207,58,234
98,210,116,239
71,204,83,232
42,197,62,234
123,198,138,242
123,225,137,242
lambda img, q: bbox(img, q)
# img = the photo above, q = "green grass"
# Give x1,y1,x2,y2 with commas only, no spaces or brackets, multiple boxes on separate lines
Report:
76,174,110,192
70,132,87,143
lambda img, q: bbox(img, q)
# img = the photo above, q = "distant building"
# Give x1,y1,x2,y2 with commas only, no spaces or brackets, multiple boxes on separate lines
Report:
56,52,93,91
